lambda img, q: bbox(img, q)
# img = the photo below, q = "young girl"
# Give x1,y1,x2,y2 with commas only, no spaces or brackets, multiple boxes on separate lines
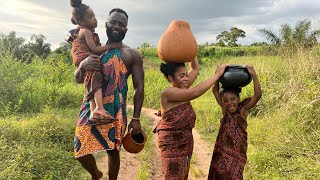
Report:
208,65,262,179
68,0,121,122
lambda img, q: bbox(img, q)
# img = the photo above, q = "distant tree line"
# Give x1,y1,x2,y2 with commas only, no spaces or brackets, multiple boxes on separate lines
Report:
258,19,320,52
0,31,74,63
0,32,51,62
1,19,319,63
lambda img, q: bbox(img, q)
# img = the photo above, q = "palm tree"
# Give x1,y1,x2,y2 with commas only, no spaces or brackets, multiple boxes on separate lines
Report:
258,19,320,49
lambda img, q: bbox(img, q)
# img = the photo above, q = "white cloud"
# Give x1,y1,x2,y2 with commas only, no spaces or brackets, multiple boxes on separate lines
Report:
0,0,319,49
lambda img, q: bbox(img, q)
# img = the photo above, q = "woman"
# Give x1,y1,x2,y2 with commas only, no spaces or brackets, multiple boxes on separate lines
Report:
153,57,228,180
208,65,262,179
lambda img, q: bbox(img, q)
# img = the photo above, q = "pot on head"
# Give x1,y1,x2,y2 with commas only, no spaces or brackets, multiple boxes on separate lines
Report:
123,130,147,154
219,64,252,88
157,20,197,63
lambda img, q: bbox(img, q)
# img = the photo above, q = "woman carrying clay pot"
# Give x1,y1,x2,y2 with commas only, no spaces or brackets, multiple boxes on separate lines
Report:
153,57,228,180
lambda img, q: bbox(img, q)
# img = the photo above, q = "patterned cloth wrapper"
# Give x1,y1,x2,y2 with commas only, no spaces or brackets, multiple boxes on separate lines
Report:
154,102,196,179
161,155,192,180
208,98,251,180
74,49,128,158
68,26,103,100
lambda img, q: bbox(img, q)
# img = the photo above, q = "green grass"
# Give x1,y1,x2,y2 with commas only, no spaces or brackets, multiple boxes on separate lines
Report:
189,156,206,178
135,113,155,180
0,46,319,179
192,53,320,179
135,50,320,179
0,107,85,179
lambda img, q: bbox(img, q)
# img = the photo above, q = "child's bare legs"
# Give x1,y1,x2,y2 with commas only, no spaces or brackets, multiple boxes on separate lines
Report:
89,88,114,122
89,98,97,120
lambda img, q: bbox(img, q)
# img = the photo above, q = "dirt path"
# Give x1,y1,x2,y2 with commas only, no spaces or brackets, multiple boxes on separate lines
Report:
189,129,214,179
96,106,213,180
134,106,214,180
96,144,141,180
128,105,163,180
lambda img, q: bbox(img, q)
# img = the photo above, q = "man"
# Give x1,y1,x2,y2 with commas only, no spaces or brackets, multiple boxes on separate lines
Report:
73,8,144,180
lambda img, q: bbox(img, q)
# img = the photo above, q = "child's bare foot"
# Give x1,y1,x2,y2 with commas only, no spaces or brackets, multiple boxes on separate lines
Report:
90,108,115,124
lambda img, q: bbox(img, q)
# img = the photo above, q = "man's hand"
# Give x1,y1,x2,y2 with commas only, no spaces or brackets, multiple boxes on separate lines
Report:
127,119,142,135
79,55,101,71
75,55,101,83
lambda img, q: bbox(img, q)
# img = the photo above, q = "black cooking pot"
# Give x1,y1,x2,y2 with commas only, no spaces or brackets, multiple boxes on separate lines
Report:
219,64,252,88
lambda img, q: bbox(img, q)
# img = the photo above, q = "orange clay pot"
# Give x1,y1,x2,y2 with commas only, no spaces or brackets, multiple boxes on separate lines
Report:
122,130,147,154
157,20,198,63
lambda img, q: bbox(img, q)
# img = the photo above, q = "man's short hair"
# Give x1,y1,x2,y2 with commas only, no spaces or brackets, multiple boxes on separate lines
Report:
109,8,128,20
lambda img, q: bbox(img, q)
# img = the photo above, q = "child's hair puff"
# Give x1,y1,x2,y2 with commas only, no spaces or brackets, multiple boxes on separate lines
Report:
70,0,90,25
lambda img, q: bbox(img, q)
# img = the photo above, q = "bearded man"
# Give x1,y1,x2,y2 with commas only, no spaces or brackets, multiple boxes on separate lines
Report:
73,8,144,180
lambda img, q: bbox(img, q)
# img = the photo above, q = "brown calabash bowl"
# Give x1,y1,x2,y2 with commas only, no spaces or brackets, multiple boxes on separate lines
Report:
123,130,147,154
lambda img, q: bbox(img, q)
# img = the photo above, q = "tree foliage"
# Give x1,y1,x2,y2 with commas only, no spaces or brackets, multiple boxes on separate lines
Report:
139,42,151,49
50,42,72,64
216,27,246,47
0,31,28,60
0,31,51,61
25,34,51,59
258,19,320,49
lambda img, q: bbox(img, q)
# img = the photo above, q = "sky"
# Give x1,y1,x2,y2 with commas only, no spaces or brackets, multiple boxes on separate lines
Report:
0,0,320,50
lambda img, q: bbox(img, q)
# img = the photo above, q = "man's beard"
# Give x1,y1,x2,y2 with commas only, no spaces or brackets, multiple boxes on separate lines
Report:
106,27,126,43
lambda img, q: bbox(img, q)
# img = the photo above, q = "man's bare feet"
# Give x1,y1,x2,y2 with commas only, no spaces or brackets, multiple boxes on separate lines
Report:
92,170,103,180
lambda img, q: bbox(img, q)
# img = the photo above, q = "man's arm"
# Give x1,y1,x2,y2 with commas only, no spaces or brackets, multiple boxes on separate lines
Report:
127,48,144,135
131,49,144,119
74,55,101,83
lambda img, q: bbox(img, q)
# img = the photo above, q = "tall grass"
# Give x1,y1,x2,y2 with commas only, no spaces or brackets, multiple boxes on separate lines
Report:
1,45,319,178
192,51,320,179
0,108,85,179
0,52,85,179
0,52,83,117
133,48,319,178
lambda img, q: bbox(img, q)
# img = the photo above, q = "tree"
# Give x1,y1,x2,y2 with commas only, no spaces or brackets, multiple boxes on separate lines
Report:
216,31,228,47
26,34,51,59
250,42,269,46
258,19,320,49
54,42,71,54
216,39,226,47
51,42,72,64
140,42,150,49
0,32,52,61
0,31,28,60
216,27,246,47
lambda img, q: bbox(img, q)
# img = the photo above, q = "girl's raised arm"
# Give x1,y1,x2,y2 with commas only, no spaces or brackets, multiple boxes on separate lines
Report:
83,29,121,55
212,81,223,107
243,65,262,110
